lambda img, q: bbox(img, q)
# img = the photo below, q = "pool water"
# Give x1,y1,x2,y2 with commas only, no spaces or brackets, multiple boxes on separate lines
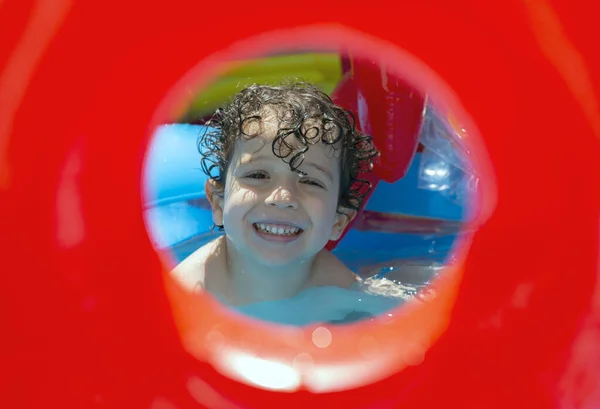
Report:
233,284,404,326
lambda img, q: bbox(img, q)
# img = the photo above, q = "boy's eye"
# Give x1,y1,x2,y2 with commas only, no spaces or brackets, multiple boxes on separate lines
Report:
300,178,325,188
245,171,269,179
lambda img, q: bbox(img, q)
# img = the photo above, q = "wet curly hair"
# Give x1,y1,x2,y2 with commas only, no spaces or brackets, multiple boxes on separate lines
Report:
198,81,379,213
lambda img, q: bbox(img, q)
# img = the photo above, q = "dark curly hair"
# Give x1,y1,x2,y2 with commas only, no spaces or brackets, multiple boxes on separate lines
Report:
198,81,379,213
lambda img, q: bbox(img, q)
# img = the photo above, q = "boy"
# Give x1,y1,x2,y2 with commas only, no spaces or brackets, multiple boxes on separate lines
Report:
172,81,379,309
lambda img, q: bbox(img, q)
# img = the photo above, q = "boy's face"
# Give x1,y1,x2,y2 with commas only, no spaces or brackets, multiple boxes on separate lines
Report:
206,113,355,268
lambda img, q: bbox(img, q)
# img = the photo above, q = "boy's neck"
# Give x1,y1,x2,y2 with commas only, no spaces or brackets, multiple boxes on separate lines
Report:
222,237,316,306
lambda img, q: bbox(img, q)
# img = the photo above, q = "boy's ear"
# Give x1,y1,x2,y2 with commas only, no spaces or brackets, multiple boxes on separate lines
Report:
205,179,224,227
330,208,357,241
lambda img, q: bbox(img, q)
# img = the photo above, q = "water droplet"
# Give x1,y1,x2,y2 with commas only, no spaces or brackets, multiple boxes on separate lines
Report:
312,327,332,348
403,342,427,366
205,329,225,351
293,352,314,371
150,397,178,409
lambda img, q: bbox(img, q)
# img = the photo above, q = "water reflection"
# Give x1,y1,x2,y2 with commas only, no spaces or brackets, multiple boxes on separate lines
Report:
361,260,444,301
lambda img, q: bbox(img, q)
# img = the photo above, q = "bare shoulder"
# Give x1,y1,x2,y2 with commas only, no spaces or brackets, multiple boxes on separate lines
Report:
170,237,224,292
311,250,360,288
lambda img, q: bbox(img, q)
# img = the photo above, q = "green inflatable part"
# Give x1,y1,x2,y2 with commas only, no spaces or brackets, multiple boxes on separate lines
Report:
223,53,342,79
181,53,342,120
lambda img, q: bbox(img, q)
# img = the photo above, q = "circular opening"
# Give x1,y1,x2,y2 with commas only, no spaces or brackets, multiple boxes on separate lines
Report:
141,25,495,393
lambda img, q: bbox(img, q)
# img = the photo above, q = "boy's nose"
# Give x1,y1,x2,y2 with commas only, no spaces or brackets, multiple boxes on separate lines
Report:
266,186,299,210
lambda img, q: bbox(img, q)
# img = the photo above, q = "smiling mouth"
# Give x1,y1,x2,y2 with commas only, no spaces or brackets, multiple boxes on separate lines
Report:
253,223,303,236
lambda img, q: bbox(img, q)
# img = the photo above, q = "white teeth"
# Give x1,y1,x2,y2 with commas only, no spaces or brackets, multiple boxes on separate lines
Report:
255,223,300,235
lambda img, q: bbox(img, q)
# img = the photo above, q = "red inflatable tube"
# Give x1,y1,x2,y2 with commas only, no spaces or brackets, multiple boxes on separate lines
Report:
1,1,600,409
326,55,425,250
331,56,426,184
